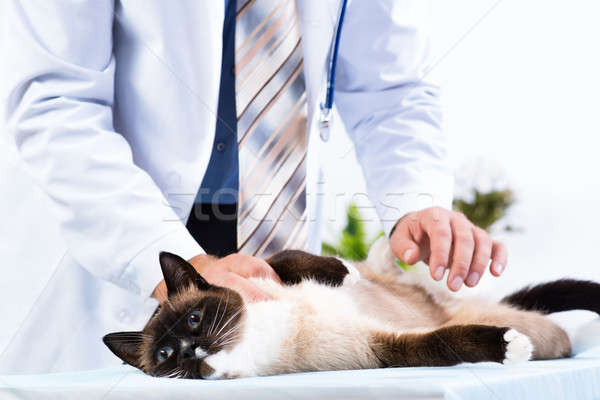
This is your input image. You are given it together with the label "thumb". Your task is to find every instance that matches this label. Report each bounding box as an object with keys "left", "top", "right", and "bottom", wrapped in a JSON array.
[{"left": 390, "top": 223, "right": 421, "bottom": 265}]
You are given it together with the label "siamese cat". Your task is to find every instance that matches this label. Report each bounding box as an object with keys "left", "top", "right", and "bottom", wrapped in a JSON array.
[{"left": 104, "top": 238, "right": 600, "bottom": 379}]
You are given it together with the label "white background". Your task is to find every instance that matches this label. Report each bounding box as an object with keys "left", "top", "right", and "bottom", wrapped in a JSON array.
[
  {"left": 2, "top": 1, "right": 600, "bottom": 298},
  {"left": 321, "top": 0, "right": 600, "bottom": 296}
]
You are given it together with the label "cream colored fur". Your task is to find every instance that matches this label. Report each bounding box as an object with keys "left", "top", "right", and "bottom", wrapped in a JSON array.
[{"left": 203, "top": 238, "right": 570, "bottom": 379}]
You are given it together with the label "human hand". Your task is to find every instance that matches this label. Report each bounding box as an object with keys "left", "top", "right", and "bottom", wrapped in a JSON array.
[
  {"left": 390, "top": 207, "right": 507, "bottom": 291},
  {"left": 152, "top": 253, "right": 282, "bottom": 303}
]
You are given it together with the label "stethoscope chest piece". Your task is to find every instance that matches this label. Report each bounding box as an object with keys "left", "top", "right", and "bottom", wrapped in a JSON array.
[{"left": 319, "top": 105, "right": 332, "bottom": 142}]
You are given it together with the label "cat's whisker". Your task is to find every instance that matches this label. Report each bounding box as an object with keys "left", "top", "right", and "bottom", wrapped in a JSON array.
[
  {"left": 215, "top": 323, "right": 240, "bottom": 342},
  {"left": 216, "top": 329, "right": 240, "bottom": 344},
  {"left": 213, "top": 324, "right": 241, "bottom": 346},
  {"left": 214, "top": 291, "right": 230, "bottom": 335},
  {"left": 208, "top": 295, "right": 223, "bottom": 336},
  {"left": 161, "top": 367, "right": 181, "bottom": 378},
  {"left": 217, "top": 341, "right": 238, "bottom": 349},
  {"left": 216, "top": 330, "right": 241, "bottom": 345},
  {"left": 214, "top": 307, "right": 242, "bottom": 337},
  {"left": 214, "top": 334, "right": 241, "bottom": 348},
  {"left": 213, "top": 333, "right": 237, "bottom": 347},
  {"left": 210, "top": 325, "right": 241, "bottom": 348},
  {"left": 173, "top": 368, "right": 186, "bottom": 379},
  {"left": 165, "top": 370, "right": 178, "bottom": 378}
]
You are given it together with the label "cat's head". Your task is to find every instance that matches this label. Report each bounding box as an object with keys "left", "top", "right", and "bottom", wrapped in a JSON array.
[{"left": 103, "top": 252, "right": 245, "bottom": 379}]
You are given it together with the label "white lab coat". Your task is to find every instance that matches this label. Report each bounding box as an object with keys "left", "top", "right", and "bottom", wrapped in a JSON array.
[{"left": 0, "top": 0, "right": 452, "bottom": 373}]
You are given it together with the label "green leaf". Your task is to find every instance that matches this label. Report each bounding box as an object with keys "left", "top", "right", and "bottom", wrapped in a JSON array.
[
  {"left": 453, "top": 189, "right": 515, "bottom": 231},
  {"left": 322, "top": 203, "right": 373, "bottom": 261}
]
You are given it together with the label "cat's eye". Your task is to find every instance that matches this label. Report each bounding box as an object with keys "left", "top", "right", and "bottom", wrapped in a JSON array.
[
  {"left": 156, "top": 346, "right": 174, "bottom": 362},
  {"left": 188, "top": 310, "right": 202, "bottom": 329}
]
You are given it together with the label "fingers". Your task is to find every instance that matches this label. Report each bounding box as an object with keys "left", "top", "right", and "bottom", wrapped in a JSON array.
[
  {"left": 222, "top": 273, "right": 273, "bottom": 303},
  {"left": 392, "top": 207, "right": 507, "bottom": 291},
  {"left": 490, "top": 240, "right": 508, "bottom": 276},
  {"left": 390, "top": 216, "right": 422, "bottom": 266},
  {"left": 446, "top": 213, "right": 475, "bottom": 291},
  {"left": 246, "top": 258, "right": 283, "bottom": 283},
  {"left": 227, "top": 255, "right": 283, "bottom": 283},
  {"left": 260, "top": 261, "right": 283, "bottom": 284},
  {"left": 464, "top": 227, "right": 492, "bottom": 287},
  {"left": 420, "top": 208, "right": 451, "bottom": 282}
]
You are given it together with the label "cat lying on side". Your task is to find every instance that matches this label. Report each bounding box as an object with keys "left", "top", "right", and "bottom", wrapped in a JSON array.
[{"left": 104, "top": 239, "right": 600, "bottom": 379}]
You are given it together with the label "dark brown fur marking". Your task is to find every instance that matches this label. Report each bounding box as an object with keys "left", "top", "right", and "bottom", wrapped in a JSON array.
[
  {"left": 370, "top": 325, "right": 511, "bottom": 367},
  {"left": 502, "top": 279, "right": 600, "bottom": 315},
  {"left": 266, "top": 250, "right": 349, "bottom": 286}
]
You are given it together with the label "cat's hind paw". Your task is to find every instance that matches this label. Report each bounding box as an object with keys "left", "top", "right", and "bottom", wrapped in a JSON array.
[{"left": 502, "top": 329, "right": 533, "bottom": 364}]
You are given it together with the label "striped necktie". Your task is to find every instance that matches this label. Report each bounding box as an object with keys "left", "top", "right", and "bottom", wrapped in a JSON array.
[{"left": 235, "top": 0, "right": 308, "bottom": 257}]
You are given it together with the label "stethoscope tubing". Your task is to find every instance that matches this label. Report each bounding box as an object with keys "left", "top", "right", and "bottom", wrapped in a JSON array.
[
  {"left": 319, "top": 0, "right": 348, "bottom": 141},
  {"left": 324, "top": 0, "right": 348, "bottom": 110}
]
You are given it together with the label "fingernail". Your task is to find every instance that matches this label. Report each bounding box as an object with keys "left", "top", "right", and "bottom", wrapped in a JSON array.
[
  {"left": 434, "top": 266, "right": 445, "bottom": 280},
  {"left": 466, "top": 272, "right": 480, "bottom": 286},
  {"left": 403, "top": 249, "right": 413, "bottom": 262},
  {"left": 493, "top": 263, "right": 504, "bottom": 275},
  {"left": 450, "top": 276, "right": 463, "bottom": 291}
]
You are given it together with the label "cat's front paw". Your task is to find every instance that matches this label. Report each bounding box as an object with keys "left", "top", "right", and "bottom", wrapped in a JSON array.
[
  {"left": 502, "top": 329, "right": 533, "bottom": 364},
  {"left": 338, "top": 258, "right": 361, "bottom": 286}
]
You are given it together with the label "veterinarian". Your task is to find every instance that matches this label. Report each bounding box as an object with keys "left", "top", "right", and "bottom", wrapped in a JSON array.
[{"left": 0, "top": 0, "right": 507, "bottom": 373}]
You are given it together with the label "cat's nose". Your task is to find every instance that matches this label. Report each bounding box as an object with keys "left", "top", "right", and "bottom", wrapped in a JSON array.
[{"left": 180, "top": 346, "right": 195, "bottom": 360}]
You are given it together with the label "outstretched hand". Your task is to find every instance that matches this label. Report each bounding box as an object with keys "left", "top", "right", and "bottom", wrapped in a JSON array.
[
  {"left": 152, "top": 253, "right": 282, "bottom": 303},
  {"left": 390, "top": 207, "right": 507, "bottom": 291}
]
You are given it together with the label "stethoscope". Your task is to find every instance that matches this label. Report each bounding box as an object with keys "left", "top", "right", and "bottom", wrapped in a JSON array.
[{"left": 319, "top": 0, "right": 348, "bottom": 142}]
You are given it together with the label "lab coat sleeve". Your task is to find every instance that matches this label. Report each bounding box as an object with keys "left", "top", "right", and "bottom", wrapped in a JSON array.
[
  {"left": 2, "top": 1, "right": 203, "bottom": 296},
  {"left": 334, "top": 0, "right": 454, "bottom": 236}
]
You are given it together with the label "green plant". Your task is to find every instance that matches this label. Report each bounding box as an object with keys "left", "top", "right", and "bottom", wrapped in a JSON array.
[
  {"left": 452, "top": 189, "right": 515, "bottom": 232},
  {"left": 321, "top": 204, "right": 410, "bottom": 269},
  {"left": 322, "top": 204, "right": 377, "bottom": 261}
]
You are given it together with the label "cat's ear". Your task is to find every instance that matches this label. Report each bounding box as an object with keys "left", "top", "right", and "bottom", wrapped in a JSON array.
[
  {"left": 103, "top": 331, "right": 145, "bottom": 369},
  {"left": 159, "top": 251, "right": 212, "bottom": 296}
]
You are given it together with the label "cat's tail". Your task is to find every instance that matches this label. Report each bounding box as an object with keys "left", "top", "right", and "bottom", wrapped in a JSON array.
[{"left": 501, "top": 279, "right": 600, "bottom": 315}]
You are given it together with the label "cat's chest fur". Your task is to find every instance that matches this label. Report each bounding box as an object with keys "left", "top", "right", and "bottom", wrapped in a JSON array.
[
  {"left": 203, "top": 274, "right": 446, "bottom": 379},
  {"left": 202, "top": 278, "right": 373, "bottom": 378}
]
